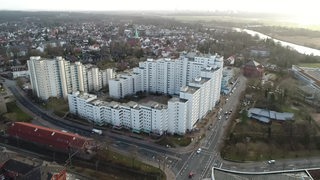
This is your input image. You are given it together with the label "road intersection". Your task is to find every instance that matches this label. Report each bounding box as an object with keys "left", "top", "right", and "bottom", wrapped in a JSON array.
[{"left": 3, "top": 75, "right": 320, "bottom": 180}]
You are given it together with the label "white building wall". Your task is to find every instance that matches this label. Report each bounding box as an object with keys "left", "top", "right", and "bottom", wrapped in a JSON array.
[
  {"left": 103, "top": 107, "right": 112, "bottom": 124},
  {"left": 133, "top": 73, "right": 142, "bottom": 93},
  {"left": 141, "top": 106, "right": 152, "bottom": 133},
  {"left": 168, "top": 98, "right": 188, "bottom": 134},
  {"left": 90, "top": 102, "right": 104, "bottom": 125},
  {"left": 131, "top": 108, "right": 142, "bottom": 132},
  {"left": 28, "top": 56, "right": 95, "bottom": 100},
  {"left": 69, "top": 54, "right": 223, "bottom": 135},
  {"left": 187, "top": 62, "right": 203, "bottom": 85},
  {"left": 120, "top": 105, "right": 132, "bottom": 129},
  {"left": 68, "top": 92, "right": 79, "bottom": 114},
  {"left": 189, "top": 79, "right": 211, "bottom": 119},
  {"left": 177, "top": 102, "right": 188, "bottom": 134},
  {"left": 67, "top": 91, "right": 97, "bottom": 119},
  {"left": 109, "top": 79, "right": 122, "bottom": 99},
  {"left": 151, "top": 107, "right": 167, "bottom": 135},
  {"left": 148, "top": 61, "right": 157, "bottom": 92},
  {"left": 101, "top": 68, "right": 114, "bottom": 87},
  {"left": 111, "top": 108, "right": 122, "bottom": 127},
  {"left": 12, "top": 70, "right": 29, "bottom": 79},
  {"left": 180, "top": 87, "right": 200, "bottom": 130},
  {"left": 167, "top": 61, "right": 176, "bottom": 95},
  {"left": 86, "top": 67, "right": 101, "bottom": 92}
]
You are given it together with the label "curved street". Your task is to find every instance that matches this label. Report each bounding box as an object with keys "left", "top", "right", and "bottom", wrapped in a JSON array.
[{"left": 3, "top": 75, "right": 320, "bottom": 180}]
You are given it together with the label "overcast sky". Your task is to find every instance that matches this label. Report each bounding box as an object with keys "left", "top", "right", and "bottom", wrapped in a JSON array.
[
  {"left": 0, "top": 0, "right": 319, "bottom": 23},
  {"left": 0, "top": 0, "right": 316, "bottom": 12}
]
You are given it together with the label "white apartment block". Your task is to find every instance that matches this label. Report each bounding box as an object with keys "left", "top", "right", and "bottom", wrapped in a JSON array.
[
  {"left": 180, "top": 86, "right": 201, "bottom": 130},
  {"left": 167, "top": 97, "right": 188, "bottom": 134},
  {"left": 27, "top": 56, "right": 114, "bottom": 100},
  {"left": 28, "top": 56, "right": 70, "bottom": 100},
  {"left": 109, "top": 73, "right": 141, "bottom": 98},
  {"left": 110, "top": 54, "right": 223, "bottom": 99},
  {"left": 86, "top": 66, "right": 101, "bottom": 92},
  {"left": 69, "top": 54, "right": 223, "bottom": 134},
  {"left": 68, "top": 91, "right": 168, "bottom": 135}
]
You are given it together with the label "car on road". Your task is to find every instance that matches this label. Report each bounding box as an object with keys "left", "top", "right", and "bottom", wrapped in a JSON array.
[
  {"left": 218, "top": 115, "right": 221, "bottom": 120},
  {"left": 196, "top": 148, "right": 201, "bottom": 154},
  {"left": 268, "top": 160, "right": 275, "bottom": 164}
]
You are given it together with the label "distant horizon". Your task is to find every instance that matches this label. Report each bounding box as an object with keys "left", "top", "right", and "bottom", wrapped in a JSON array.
[
  {"left": 0, "top": 0, "right": 316, "bottom": 14},
  {"left": 0, "top": 9, "right": 292, "bottom": 15},
  {"left": 0, "top": 0, "right": 319, "bottom": 25}
]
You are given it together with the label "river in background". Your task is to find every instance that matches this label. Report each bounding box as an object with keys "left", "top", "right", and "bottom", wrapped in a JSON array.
[{"left": 234, "top": 28, "right": 320, "bottom": 56}]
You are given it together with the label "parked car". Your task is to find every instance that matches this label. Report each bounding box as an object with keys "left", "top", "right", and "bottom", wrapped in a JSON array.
[{"left": 196, "top": 148, "right": 202, "bottom": 154}]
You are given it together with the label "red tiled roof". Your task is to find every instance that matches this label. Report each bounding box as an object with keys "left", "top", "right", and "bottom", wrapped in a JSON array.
[{"left": 7, "top": 122, "right": 93, "bottom": 151}]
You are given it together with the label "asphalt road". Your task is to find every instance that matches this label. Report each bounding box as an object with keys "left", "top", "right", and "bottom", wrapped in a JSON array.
[
  {"left": 4, "top": 75, "right": 320, "bottom": 180},
  {"left": 175, "top": 75, "right": 247, "bottom": 180},
  {"left": 2, "top": 75, "right": 250, "bottom": 180},
  {"left": 2, "top": 78, "right": 183, "bottom": 176}
]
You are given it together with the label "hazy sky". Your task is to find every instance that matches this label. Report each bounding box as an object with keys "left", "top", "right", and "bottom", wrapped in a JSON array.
[
  {"left": 0, "top": 0, "right": 319, "bottom": 23},
  {"left": 0, "top": 0, "right": 316, "bottom": 12}
]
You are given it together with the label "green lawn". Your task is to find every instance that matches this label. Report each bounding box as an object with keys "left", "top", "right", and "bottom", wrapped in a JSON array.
[
  {"left": 45, "top": 97, "right": 69, "bottom": 117},
  {"left": 98, "top": 150, "right": 165, "bottom": 178},
  {"left": 298, "top": 63, "right": 320, "bottom": 68},
  {"left": 156, "top": 136, "right": 192, "bottom": 147},
  {"left": 4, "top": 102, "right": 32, "bottom": 122}
]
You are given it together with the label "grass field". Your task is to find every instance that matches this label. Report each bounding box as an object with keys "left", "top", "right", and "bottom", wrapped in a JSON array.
[
  {"left": 269, "top": 35, "right": 320, "bottom": 50},
  {"left": 156, "top": 136, "right": 191, "bottom": 147},
  {"left": 165, "top": 14, "right": 320, "bottom": 50},
  {"left": 221, "top": 73, "right": 320, "bottom": 162},
  {"left": 165, "top": 14, "right": 320, "bottom": 30},
  {"left": 44, "top": 98, "right": 69, "bottom": 117},
  {"left": 221, "top": 118, "right": 320, "bottom": 162},
  {"left": 97, "top": 150, "right": 165, "bottom": 179},
  {"left": 298, "top": 63, "right": 320, "bottom": 68},
  {"left": 3, "top": 102, "right": 32, "bottom": 122}
]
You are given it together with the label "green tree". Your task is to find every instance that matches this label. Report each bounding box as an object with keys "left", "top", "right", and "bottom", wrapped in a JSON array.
[{"left": 241, "top": 110, "right": 248, "bottom": 124}]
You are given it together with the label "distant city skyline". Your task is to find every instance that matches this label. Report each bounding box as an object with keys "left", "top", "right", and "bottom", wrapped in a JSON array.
[{"left": 0, "top": 0, "right": 319, "bottom": 24}]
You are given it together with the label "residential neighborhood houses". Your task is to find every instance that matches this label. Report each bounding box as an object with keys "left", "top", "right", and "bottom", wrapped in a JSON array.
[
  {"left": 1, "top": 11, "right": 320, "bottom": 180},
  {"left": 0, "top": 13, "right": 225, "bottom": 71}
]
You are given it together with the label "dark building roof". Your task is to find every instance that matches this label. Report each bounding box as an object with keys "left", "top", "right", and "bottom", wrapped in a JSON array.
[
  {"left": 245, "top": 60, "right": 262, "bottom": 67},
  {"left": 1, "top": 159, "right": 35, "bottom": 176},
  {"left": 243, "top": 60, "right": 264, "bottom": 78},
  {"left": 0, "top": 158, "right": 63, "bottom": 180},
  {"left": 7, "top": 122, "right": 95, "bottom": 153}
]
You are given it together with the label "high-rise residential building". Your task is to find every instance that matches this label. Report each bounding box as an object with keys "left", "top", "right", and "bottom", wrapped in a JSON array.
[
  {"left": 69, "top": 61, "right": 87, "bottom": 93},
  {"left": 28, "top": 56, "right": 71, "bottom": 100},
  {"left": 167, "top": 97, "right": 188, "bottom": 134},
  {"left": 86, "top": 65, "right": 101, "bottom": 92},
  {"left": 68, "top": 53, "right": 223, "bottom": 134},
  {"left": 27, "top": 56, "right": 114, "bottom": 100},
  {"left": 110, "top": 54, "right": 223, "bottom": 99}
]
